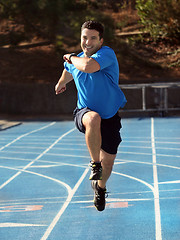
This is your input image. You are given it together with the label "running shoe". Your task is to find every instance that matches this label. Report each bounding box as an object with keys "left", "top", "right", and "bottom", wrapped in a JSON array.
[
  {"left": 89, "top": 161, "right": 102, "bottom": 180},
  {"left": 91, "top": 180, "right": 107, "bottom": 211}
]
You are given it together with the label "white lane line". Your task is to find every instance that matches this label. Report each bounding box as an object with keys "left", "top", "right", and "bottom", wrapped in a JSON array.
[
  {"left": 2, "top": 146, "right": 46, "bottom": 150},
  {"left": 8, "top": 144, "right": 180, "bottom": 151},
  {"left": 1, "top": 149, "right": 179, "bottom": 159},
  {"left": 0, "top": 156, "right": 35, "bottom": 162},
  {"left": 122, "top": 137, "right": 180, "bottom": 140},
  {"left": 0, "top": 149, "right": 88, "bottom": 155},
  {"left": 151, "top": 118, "right": 162, "bottom": 240},
  {"left": 112, "top": 171, "right": 154, "bottom": 192},
  {"left": 0, "top": 122, "right": 56, "bottom": 151},
  {"left": 0, "top": 165, "right": 73, "bottom": 192},
  {"left": 158, "top": 180, "right": 180, "bottom": 185},
  {"left": 0, "top": 161, "right": 87, "bottom": 174},
  {"left": 120, "top": 145, "right": 180, "bottom": 151},
  {"left": 0, "top": 150, "right": 43, "bottom": 155},
  {"left": 1, "top": 194, "right": 180, "bottom": 207},
  {"left": 115, "top": 159, "right": 180, "bottom": 170},
  {"left": 40, "top": 168, "right": 89, "bottom": 240},
  {"left": 2, "top": 146, "right": 87, "bottom": 151},
  {"left": 72, "top": 198, "right": 154, "bottom": 204},
  {"left": 0, "top": 170, "right": 22, "bottom": 190},
  {"left": 0, "top": 164, "right": 72, "bottom": 202},
  {"left": 0, "top": 127, "right": 76, "bottom": 190},
  {"left": 118, "top": 150, "right": 180, "bottom": 158},
  {"left": 46, "top": 153, "right": 89, "bottom": 158},
  {"left": 1, "top": 155, "right": 179, "bottom": 171},
  {"left": 0, "top": 223, "right": 47, "bottom": 228},
  {"left": 122, "top": 140, "right": 180, "bottom": 144}
]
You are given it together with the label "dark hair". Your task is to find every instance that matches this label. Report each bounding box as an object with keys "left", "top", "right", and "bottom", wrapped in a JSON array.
[{"left": 81, "top": 20, "right": 104, "bottom": 39}]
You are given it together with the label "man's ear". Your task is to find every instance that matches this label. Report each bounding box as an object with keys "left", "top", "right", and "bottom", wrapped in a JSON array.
[{"left": 100, "top": 38, "right": 104, "bottom": 45}]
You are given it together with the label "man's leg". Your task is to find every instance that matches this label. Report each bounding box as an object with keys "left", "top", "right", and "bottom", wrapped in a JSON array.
[
  {"left": 98, "top": 149, "right": 116, "bottom": 189},
  {"left": 82, "top": 111, "right": 103, "bottom": 181},
  {"left": 91, "top": 150, "right": 116, "bottom": 211},
  {"left": 82, "top": 111, "right": 101, "bottom": 163},
  {"left": 87, "top": 112, "right": 121, "bottom": 211}
]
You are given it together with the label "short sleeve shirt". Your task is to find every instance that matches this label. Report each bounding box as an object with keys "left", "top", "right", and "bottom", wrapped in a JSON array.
[{"left": 64, "top": 46, "right": 127, "bottom": 119}]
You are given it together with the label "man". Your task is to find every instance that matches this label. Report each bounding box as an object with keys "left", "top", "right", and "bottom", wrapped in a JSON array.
[{"left": 55, "top": 20, "right": 126, "bottom": 211}]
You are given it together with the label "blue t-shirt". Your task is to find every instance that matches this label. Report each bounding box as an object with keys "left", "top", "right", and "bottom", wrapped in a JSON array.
[{"left": 64, "top": 46, "right": 127, "bottom": 119}]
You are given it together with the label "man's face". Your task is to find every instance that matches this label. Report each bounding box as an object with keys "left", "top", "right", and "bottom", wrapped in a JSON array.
[{"left": 81, "top": 28, "right": 103, "bottom": 57}]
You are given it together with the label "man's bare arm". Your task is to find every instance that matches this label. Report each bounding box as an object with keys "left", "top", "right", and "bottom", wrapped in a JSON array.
[
  {"left": 55, "top": 69, "right": 73, "bottom": 95},
  {"left": 63, "top": 54, "right": 100, "bottom": 73}
]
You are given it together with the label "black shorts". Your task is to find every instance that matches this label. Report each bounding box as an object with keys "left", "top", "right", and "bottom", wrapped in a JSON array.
[{"left": 73, "top": 107, "right": 122, "bottom": 154}]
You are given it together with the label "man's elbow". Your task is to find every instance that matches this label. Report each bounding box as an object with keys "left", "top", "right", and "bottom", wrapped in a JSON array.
[
  {"left": 82, "top": 65, "right": 94, "bottom": 73},
  {"left": 82, "top": 60, "right": 100, "bottom": 73}
]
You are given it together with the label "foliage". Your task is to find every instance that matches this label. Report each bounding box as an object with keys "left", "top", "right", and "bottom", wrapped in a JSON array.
[
  {"left": 136, "top": 0, "right": 180, "bottom": 41},
  {"left": 0, "top": 0, "right": 116, "bottom": 47}
]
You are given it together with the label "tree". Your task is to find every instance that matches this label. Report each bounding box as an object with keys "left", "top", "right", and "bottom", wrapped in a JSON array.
[
  {"left": 136, "top": 0, "right": 180, "bottom": 41},
  {"left": 0, "top": 0, "right": 115, "bottom": 47}
]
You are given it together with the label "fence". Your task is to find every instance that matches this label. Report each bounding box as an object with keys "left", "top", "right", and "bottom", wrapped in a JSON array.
[
  {"left": 119, "top": 82, "right": 180, "bottom": 116},
  {"left": 0, "top": 81, "right": 180, "bottom": 118}
]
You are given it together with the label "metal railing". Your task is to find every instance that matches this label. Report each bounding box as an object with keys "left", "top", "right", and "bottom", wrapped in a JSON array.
[{"left": 119, "top": 82, "right": 180, "bottom": 113}]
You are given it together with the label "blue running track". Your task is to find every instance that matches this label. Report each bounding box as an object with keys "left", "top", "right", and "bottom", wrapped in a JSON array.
[{"left": 0, "top": 118, "right": 179, "bottom": 240}]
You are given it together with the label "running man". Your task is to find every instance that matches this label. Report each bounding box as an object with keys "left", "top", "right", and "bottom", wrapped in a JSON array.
[{"left": 55, "top": 20, "right": 127, "bottom": 211}]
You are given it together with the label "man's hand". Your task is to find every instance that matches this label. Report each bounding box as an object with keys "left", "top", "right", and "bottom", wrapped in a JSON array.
[
  {"left": 55, "top": 69, "right": 73, "bottom": 95},
  {"left": 63, "top": 54, "right": 72, "bottom": 64},
  {"left": 55, "top": 83, "right": 66, "bottom": 95}
]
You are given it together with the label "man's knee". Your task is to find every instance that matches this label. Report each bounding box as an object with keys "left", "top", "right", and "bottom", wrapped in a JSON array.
[{"left": 82, "top": 111, "right": 101, "bottom": 129}]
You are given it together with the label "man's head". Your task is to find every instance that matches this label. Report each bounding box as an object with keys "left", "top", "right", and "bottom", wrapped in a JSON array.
[
  {"left": 81, "top": 20, "right": 104, "bottom": 57},
  {"left": 81, "top": 20, "right": 104, "bottom": 39}
]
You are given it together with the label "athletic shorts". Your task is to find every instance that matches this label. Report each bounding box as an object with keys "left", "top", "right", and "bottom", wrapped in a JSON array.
[{"left": 73, "top": 107, "right": 122, "bottom": 154}]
